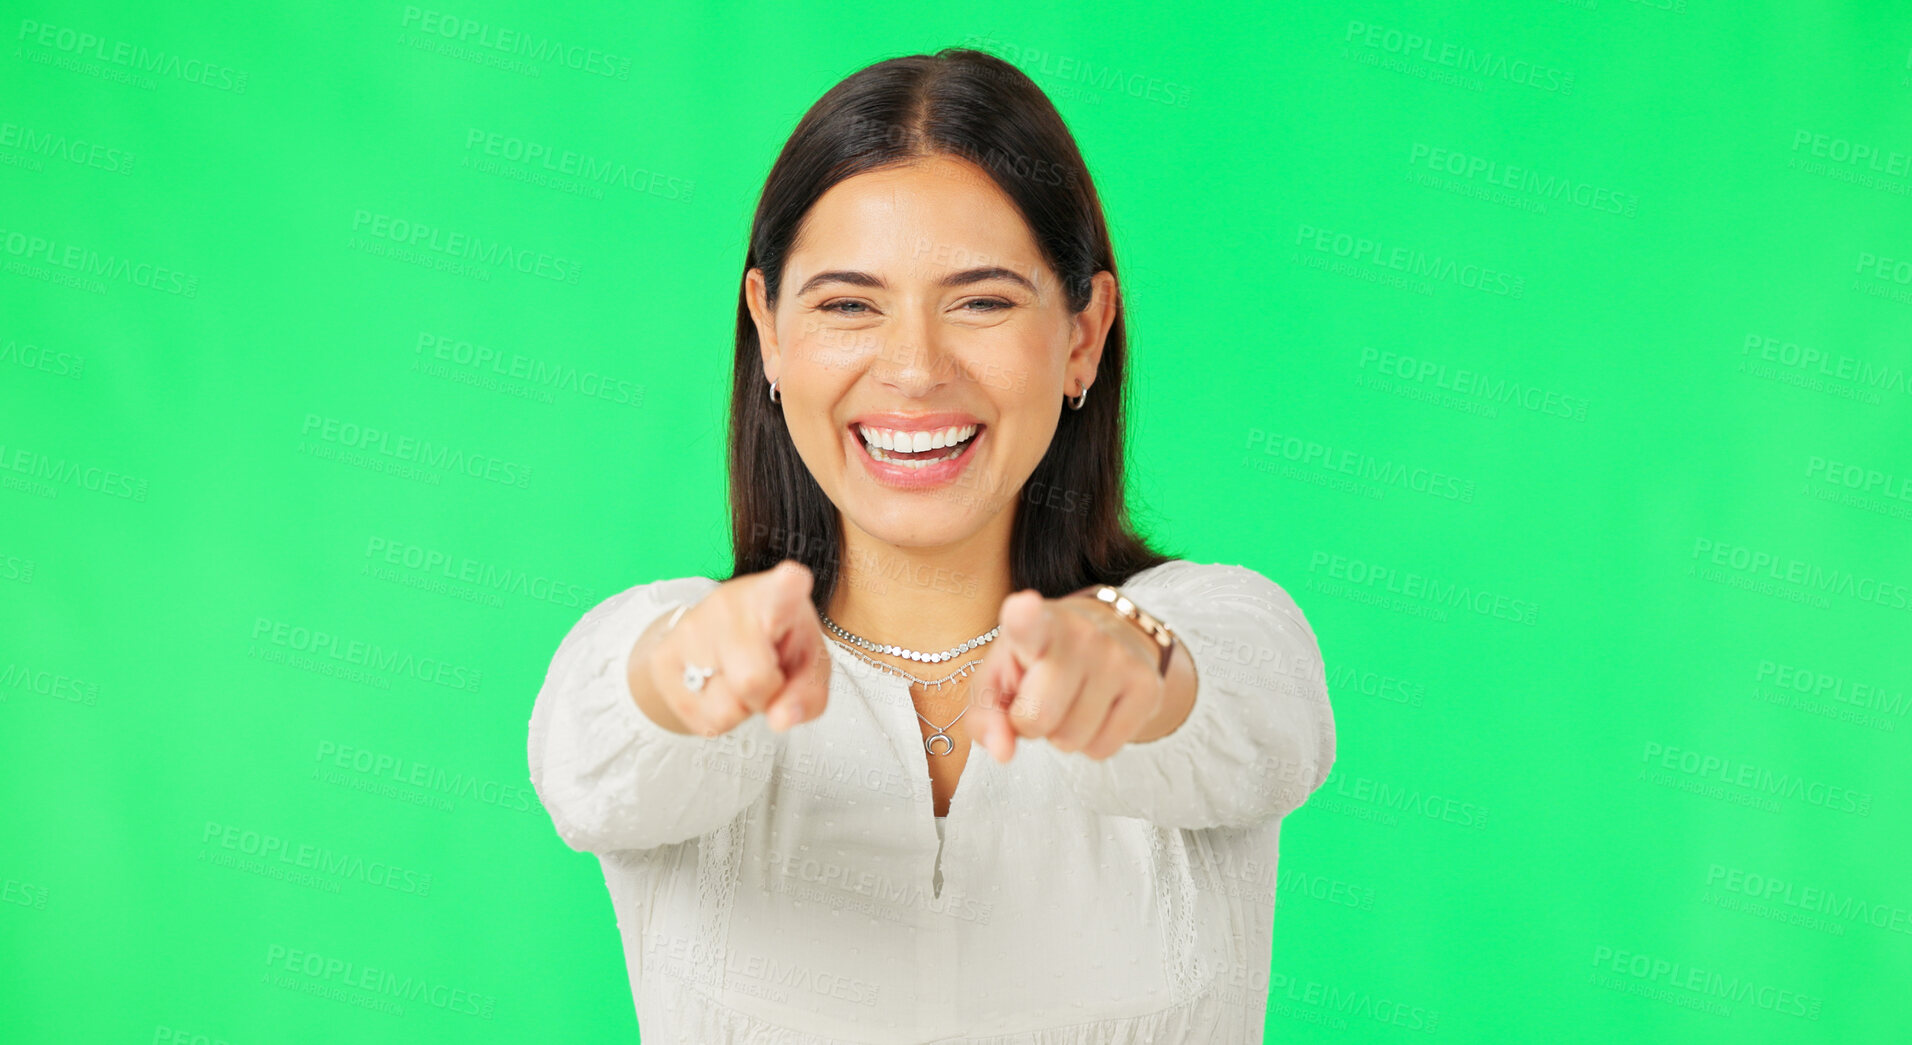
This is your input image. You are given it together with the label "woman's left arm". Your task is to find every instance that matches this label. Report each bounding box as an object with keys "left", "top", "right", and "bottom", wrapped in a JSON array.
[{"left": 1033, "top": 561, "right": 1336, "bottom": 830}]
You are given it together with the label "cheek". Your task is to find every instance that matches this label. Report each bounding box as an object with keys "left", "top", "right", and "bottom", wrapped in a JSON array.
[
  {"left": 776, "top": 373, "right": 848, "bottom": 462},
  {"left": 990, "top": 404, "right": 1062, "bottom": 482},
  {"left": 1006, "top": 330, "right": 1065, "bottom": 399},
  {"left": 795, "top": 407, "right": 846, "bottom": 462},
  {"left": 798, "top": 323, "right": 876, "bottom": 370},
  {"left": 956, "top": 334, "right": 1046, "bottom": 400}
]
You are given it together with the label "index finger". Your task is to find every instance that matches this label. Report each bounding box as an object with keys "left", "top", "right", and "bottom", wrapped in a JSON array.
[
  {"left": 754, "top": 561, "right": 815, "bottom": 649},
  {"left": 970, "top": 636, "right": 1022, "bottom": 762}
]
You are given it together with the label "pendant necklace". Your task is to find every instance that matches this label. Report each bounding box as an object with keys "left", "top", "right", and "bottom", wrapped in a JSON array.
[{"left": 826, "top": 635, "right": 981, "bottom": 757}]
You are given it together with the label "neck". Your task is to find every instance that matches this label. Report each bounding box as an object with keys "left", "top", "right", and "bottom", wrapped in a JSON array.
[{"left": 824, "top": 512, "right": 1015, "bottom": 656}]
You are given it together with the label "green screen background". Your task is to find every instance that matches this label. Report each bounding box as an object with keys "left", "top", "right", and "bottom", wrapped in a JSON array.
[{"left": 4, "top": 1, "right": 1906, "bottom": 1042}]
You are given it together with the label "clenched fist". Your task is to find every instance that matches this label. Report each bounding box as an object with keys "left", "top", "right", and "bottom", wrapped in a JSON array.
[
  {"left": 626, "top": 560, "right": 832, "bottom": 738},
  {"left": 967, "top": 588, "right": 1192, "bottom": 762}
]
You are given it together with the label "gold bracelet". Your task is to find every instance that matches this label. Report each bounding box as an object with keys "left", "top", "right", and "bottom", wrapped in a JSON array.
[{"left": 1091, "top": 585, "right": 1175, "bottom": 677}]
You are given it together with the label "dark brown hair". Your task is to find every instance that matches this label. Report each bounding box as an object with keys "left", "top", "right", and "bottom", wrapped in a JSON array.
[{"left": 727, "top": 47, "right": 1175, "bottom": 609}]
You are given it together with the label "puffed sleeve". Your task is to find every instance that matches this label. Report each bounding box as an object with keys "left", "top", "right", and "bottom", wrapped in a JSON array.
[
  {"left": 527, "top": 575, "right": 782, "bottom": 854},
  {"left": 1041, "top": 560, "right": 1336, "bottom": 831}
]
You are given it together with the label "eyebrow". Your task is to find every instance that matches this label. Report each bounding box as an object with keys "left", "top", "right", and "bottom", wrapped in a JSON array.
[{"left": 795, "top": 266, "right": 1040, "bottom": 297}]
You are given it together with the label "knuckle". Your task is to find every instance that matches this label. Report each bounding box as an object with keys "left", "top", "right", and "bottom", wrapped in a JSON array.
[
  {"left": 671, "top": 701, "right": 708, "bottom": 735},
  {"left": 708, "top": 701, "right": 749, "bottom": 735},
  {"left": 733, "top": 664, "right": 781, "bottom": 697}
]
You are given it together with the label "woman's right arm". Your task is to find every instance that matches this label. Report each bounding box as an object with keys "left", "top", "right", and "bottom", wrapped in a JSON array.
[{"left": 526, "top": 576, "right": 781, "bottom": 854}]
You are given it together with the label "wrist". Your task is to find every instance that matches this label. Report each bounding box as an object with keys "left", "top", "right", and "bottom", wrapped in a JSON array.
[
  {"left": 1082, "top": 585, "right": 1175, "bottom": 677},
  {"left": 627, "top": 606, "right": 696, "bottom": 735},
  {"left": 1064, "top": 586, "right": 1195, "bottom": 744},
  {"left": 1131, "top": 637, "right": 1194, "bottom": 743}
]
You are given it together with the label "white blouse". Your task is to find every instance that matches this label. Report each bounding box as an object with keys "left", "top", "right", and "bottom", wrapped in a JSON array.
[{"left": 527, "top": 559, "right": 1335, "bottom": 1043}]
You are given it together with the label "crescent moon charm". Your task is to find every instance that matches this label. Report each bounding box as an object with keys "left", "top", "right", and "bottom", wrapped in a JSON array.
[{"left": 924, "top": 732, "right": 954, "bottom": 756}]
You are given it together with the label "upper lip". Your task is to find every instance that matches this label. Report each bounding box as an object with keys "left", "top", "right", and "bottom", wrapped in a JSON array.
[{"left": 847, "top": 411, "right": 986, "bottom": 432}]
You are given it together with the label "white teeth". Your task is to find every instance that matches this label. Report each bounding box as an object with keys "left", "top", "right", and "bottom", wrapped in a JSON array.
[
  {"left": 866, "top": 443, "right": 967, "bottom": 468},
  {"left": 856, "top": 423, "right": 982, "bottom": 470},
  {"left": 856, "top": 423, "right": 977, "bottom": 452}
]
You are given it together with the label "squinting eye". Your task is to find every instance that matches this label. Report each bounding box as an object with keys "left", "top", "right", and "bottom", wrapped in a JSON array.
[
  {"left": 963, "top": 299, "right": 1012, "bottom": 312},
  {"left": 820, "top": 300, "right": 870, "bottom": 315}
]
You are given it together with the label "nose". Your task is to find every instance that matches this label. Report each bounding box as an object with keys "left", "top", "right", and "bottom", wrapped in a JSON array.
[{"left": 874, "top": 311, "right": 959, "bottom": 397}]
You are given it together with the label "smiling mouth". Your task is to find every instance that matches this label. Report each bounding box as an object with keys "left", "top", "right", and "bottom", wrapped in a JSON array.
[{"left": 852, "top": 424, "right": 985, "bottom": 470}]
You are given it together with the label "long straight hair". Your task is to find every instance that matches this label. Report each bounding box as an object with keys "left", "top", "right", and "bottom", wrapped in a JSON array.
[{"left": 727, "top": 47, "right": 1174, "bottom": 610}]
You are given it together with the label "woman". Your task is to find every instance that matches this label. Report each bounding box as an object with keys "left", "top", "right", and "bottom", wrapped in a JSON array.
[{"left": 527, "top": 47, "right": 1336, "bottom": 1044}]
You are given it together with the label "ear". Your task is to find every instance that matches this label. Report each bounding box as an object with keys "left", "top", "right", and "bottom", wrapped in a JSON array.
[
  {"left": 746, "top": 268, "right": 781, "bottom": 381},
  {"left": 1065, "top": 271, "right": 1118, "bottom": 394}
]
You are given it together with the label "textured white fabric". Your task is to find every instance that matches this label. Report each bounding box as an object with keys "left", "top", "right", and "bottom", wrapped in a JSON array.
[{"left": 527, "top": 559, "right": 1335, "bottom": 1043}]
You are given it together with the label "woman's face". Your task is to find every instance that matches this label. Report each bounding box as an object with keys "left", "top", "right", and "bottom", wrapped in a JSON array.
[{"left": 746, "top": 153, "right": 1116, "bottom": 552}]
